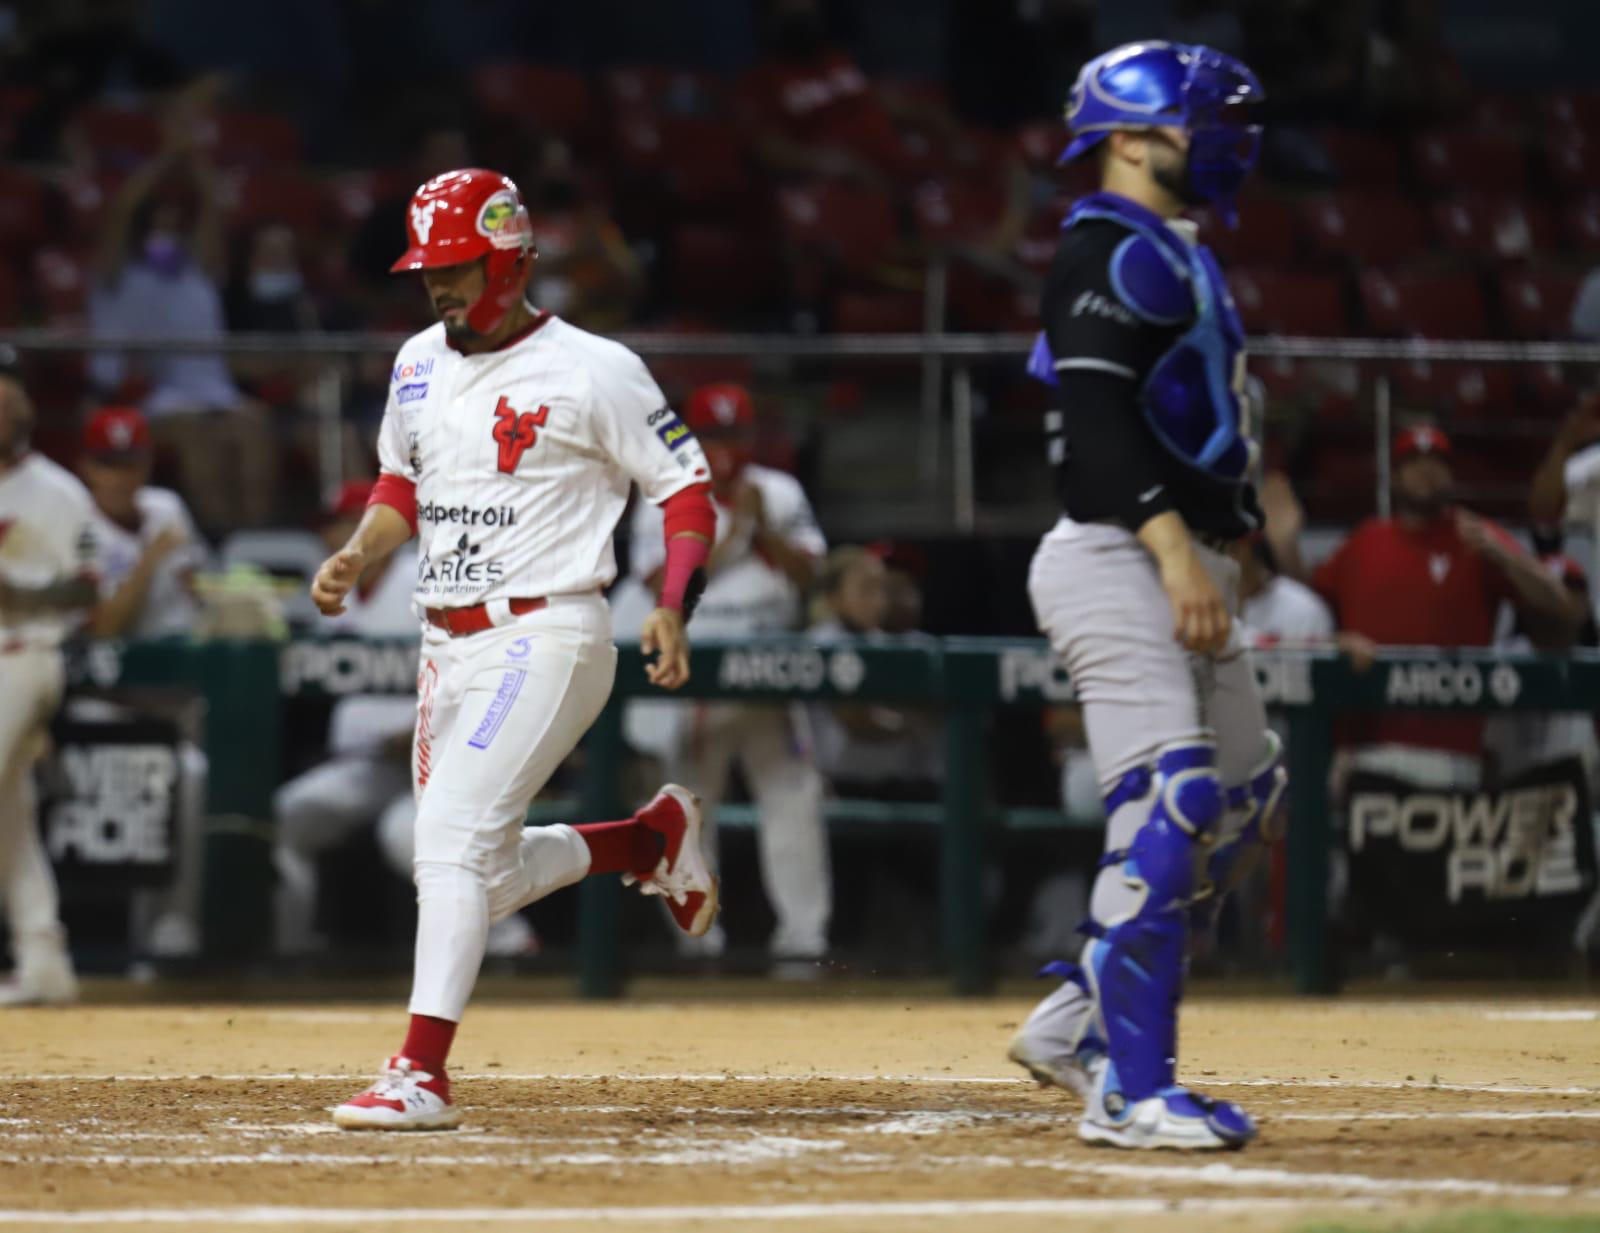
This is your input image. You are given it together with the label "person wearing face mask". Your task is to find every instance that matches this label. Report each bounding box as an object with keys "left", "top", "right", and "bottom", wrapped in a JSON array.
[
  {"left": 1312, "top": 425, "right": 1579, "bottom": 790},
  {"left": 227, "top": 223, "right": 318, "bottom": 335},
  {"left": 88, "top": 126, "right": 273, "bottom": 535}
]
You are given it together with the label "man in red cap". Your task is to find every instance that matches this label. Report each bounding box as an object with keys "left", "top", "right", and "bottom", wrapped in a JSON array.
[
  {"left": 75, "top": 405, "right": 208, "bottom": 956},
  {"left": 1312, "top": 423, "right": 1579, "bottom": 785},
  {"left": 310, "top": 168, "right": 720, "bottom": 1129},
  {"left": 627, "top": 381, "right": 829, "bottom": 968},
  {"left": 78, "top": 407, "right": 203, "bottom": 641}
]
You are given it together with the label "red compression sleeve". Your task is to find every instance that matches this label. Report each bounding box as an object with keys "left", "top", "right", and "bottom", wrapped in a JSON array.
[
  {"left": 659, "top": 484, "right": 715, "bottom": 613},
  {"left": 369, "top": 472, "right": 418, "bottom": 535}
]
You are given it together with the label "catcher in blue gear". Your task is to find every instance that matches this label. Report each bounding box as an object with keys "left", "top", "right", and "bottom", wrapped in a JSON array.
[{"left": 1007, "top": 41, "right": 1287, "bottom": 1151}]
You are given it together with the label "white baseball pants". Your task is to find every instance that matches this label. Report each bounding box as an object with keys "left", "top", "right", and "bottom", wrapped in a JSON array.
[
  {"left": 671, "top": 702, "right": 829, "bottom": 958},
  {"left": 407, "top": 594, "right": 616, "bottom": 1021},
  {"left": 0, "top": 648, "right": 71, "bottom": 978}
]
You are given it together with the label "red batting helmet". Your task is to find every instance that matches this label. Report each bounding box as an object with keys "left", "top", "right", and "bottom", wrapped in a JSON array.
[{"left": 390, "top": 168, "right": 536, "bottom": 336}]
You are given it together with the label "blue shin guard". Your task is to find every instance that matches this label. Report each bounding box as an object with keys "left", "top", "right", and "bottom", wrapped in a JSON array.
[{"left": 1083, "top": 742, "right": 1222, "bottom": 1107}]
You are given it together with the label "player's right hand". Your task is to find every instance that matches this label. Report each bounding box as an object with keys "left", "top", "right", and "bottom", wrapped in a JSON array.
[
  {"left": 310, "top": 547, "right": 365, "bottom": 616},
  {"left": 1160, "top": 554, "right": 1231, "bottom": 655},
  {"left": 641, "top": 606, "right": 690, "bottom": 690}
]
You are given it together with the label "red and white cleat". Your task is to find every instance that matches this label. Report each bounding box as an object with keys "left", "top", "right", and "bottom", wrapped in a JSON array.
[
  {"left": 626, "top": 784, "right": 720, "bottom": 937},
  {"left": 333, "top": 1055, "right": 461, "bottom": 1131}
]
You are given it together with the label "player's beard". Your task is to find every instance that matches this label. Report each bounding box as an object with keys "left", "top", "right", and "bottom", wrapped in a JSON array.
[{"left": 1150, "top": 145, "right": 1207, "bottom": 209}]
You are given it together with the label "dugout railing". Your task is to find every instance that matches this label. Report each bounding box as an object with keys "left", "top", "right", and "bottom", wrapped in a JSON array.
[
  {"left": 7, "top": 329, "right": 1600, "bottom": 534},
  {"left": 84, "top": 635, "right": 1600, "bottom": 997}
]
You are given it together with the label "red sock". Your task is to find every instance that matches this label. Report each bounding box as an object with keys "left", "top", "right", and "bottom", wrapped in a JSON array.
[
  {"left": 575, "top": 819, "right": 664, "bottom": 876},
  {"left": 401, "top": 1014, "right": 457, "bottom": 1075}
]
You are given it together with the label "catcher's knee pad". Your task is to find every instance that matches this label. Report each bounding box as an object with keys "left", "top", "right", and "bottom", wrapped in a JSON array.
[
  {"left": 1201, "top": 732, "right": 1287, "bottom": 907},
  {"left": 1084, "top": 742, "right": 1221, "bottom": 1104}
]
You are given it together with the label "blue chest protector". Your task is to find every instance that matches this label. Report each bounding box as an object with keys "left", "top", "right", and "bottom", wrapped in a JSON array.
[{"left": 1028, "top": 192, "right": 1253, "bottom": 485}]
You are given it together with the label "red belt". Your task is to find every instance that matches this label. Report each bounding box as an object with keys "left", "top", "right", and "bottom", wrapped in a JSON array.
[{"left": 424, "top": 596, "right": 547, "bottom": 638}]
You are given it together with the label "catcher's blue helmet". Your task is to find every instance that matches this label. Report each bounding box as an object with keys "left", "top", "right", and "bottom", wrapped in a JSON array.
[{"left": 1061, "top": 41, "right": 1264, "bottom": 222}]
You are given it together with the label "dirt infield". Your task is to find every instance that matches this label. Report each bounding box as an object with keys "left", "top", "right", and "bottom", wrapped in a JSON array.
[{"left": 0, "top": 987, "right": 1597, "bottom": 1232}]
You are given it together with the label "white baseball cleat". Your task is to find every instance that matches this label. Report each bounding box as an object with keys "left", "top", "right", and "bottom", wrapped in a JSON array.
[
  {"left": 626, "top": 784, "right": 719, "bottom": 937},
  {"left": 1079, "top": 1069, "right": 1256, "bottom": 1151},
  {"left": 333, "top": 1055, "right": 462, "bottom": 1131},
  {"left": 1006, "top": 1034, "right": 1102, "bottom": 1102},
  {"left": 0, "top": 943, "right": 79, "bottom": 1008}
]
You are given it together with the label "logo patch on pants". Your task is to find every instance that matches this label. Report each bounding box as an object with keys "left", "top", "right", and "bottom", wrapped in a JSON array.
[{"left": 468, "top": 669, "right": 526, "bottom": 750}]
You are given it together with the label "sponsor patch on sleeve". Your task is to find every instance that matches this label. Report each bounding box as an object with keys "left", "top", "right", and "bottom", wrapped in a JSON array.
[
  {"left": 655, "top": 415, "right": 693, "bottom": 451},
  {"left": 397, "top": 382, "right": 429, "bottom": 405}
]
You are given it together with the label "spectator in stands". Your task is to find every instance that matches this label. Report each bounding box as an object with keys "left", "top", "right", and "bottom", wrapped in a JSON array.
[
  {"left": 1485, "top": 553, "right": 1600, "bottom": 795},
  {"left": 87, "top": 126, "right": 273, "bottom": 534},
  {"left": 628, "top": 382, "right": 830, "bottom": 967},
  {"left": 73, "top": 406, "right": 208, "bottom": 956},
  {"left": 1530, "top": 395, "right": 1600, "bottom": 625},
  {"left": 1312, "top": 425, "right": 1579, "bottom": 788},
  {"left": 811, "top": 546, "right": 942, "bottom": 800},
  {"left": 739, "top": 0, "right": 906, "bottom": 189},
  {"left": 268, "top": 481, "right": 454, "bottom": 955},
  {"left": 1235, "top": 534, "right": 1335, "bottom": 650},
  {"left": 523, "top": 141, "right": 644, "bottom": 333}
]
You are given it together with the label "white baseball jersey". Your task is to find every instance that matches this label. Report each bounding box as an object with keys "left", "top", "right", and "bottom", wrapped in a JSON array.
[
  {"left": 1564, "top": 442, "right": 1600, "bottom": 623},
  {"left": 376, "top": 314, "right": 711, "bottom": 609},
  {"left": 629, "top": 463, "right": 825, "bottom": 638},
  {"left": 0, "top": 453, "right": 98, "bottom": 649},
  {"left": 90, "top": 486, "right": 205, "bottom": 639},
  {"left": 1239, "top": 574, "right": 1335, "bottom": 648}
]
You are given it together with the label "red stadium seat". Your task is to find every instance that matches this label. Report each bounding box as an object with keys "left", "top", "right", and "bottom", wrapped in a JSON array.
[
  {"left": 221, "top": 170, "right": 327, "bottom": 233},
  {"left": 1468, "top": 92, "right": 1528, "bottom": 131},
  {"left": 68, "top": 105, "right": 161, "bottom": 169},
  {"left": 911, "top": 180, "right": 1007, "bottom": 246},
  {"left": 602, "top": 66, "right": 724, "bottom": 117},
  {"left": 1302, "top": 193, "right": 1430, "bottom": 266},
  {"left": 1197, "top": 195, "right": 1299, "bottom": 267},
  {"left": 1523, "top": 361, "right": 1579, "bottom": 413},
  {"left": 1359, "top": 270, "right": 1488, "bottom": 338},
  {"left": 1541, "top": 92, "right": 1600, "bottom": 134},
  {"left": 1562, "top": 194, "right": 1600, "bottom": 254},
  {"left": 1545, "top": 133, "right": 1600, "bottom": 191},
  {"left": 831, "top": 289, "right": 923, "bottom": 333},
  {"left": 471, "top": 64, "right": 592, "bottom": 140},
  {"left": 1388, "top": 360, "right": 1516, "bottom": 420},
  {"left": 0, "top": 262, "right": 20, "bottom": 325},
  {"left": 1412, "top": 129, "right": 1528, "bottom": 193},
  {"left": 34, "top": 248, "right": 88, "bottom": 321},
  {"left": 1431, "top": 195, "right": 1556, "bottom": 262},
  {"left": 1014, "top": 120, "right": 1064, "bottom": 172},
  {"left": 667, "top": 224, "right": 776, "bottom": 312},
  {"left": 1228, "top": 268, "right": 1348, "bottom": 335},
  {"left": 1313, "top": 130, "right": 1403, "bottom": 186},
  {"left": 614, "top": 114, "right": 747, "bottom": 209},
  {"left": 777, "top": 182, "right": 897, "bottom": 277},
  {"left": 201, "top": 111, "right": 303, "bottom": 168},
  {"left": 1498, "top": 269, "right": 1581, "bottom": 339},
  {"left": 0, "top": 167, "right": 47, "bottom": 255}
]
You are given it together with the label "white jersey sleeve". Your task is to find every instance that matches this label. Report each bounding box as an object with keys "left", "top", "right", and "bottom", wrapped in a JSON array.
[
  {"left": 376, "top": 380, "right": 419, "bottom": 483},
  {"left": 589, "top": 351, "right": 710, "bottom": 505},
  {"left": 754, "top": 467, "right": 827, "bottom": 559},
  {"left": 1565, "top": 442, "right": 1600, "bottom": 523},
  {"left": 627, "top": 492, "right": 667, "bottom": 583}
]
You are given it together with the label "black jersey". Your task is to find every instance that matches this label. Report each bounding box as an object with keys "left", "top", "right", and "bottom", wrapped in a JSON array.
[{"left": 1040, "top": 218, "right": 1260, "bottom": 540}]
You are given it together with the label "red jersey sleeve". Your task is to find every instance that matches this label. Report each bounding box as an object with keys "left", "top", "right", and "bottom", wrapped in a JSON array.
[
  {"left": 1312, "top": 535, "right": 1349, "bottom": 618},
  {"left": 1479, "top": 516, "right": 1525, "bottom": 606}
]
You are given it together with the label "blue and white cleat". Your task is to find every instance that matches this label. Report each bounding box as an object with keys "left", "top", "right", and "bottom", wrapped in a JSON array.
[{"left": 1080, "top": 1070, "right": 1256, "bottom": 1151}]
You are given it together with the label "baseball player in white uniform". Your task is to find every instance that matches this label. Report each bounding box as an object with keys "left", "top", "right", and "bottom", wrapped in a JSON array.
[
  {"left": 274, "top": 480, "right": 420, "bottom": 954},
  {"left": 312, "top": 169, "right": 720, "bottom": 1130},
  {"left": 0, "top": 362, "right": 100, "bottom": 1006},
  {"left": 76, "top": 405, "right": 209, "bottom": 956},
  {"left": 628, "top": 382, "right": 830, "bottom": 962}
]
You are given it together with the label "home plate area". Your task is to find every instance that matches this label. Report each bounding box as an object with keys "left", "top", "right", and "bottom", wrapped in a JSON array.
[{"left": 0, "top": 997, "right": 1597, "bottom": 1232}]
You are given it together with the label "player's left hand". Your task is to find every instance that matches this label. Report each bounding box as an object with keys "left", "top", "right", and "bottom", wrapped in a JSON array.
[{"left": 641, "top": 606, "right": 690, "bottom": 690}]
